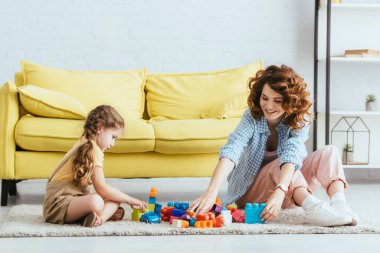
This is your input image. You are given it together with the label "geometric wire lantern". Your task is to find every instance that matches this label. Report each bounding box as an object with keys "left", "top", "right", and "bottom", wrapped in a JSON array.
[{"left": 331, "top": 116, "right": 370, "bottom": 165}]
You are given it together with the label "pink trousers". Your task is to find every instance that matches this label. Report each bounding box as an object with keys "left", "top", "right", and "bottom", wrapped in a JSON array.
[{"left": 236, "top": 145, "right": 348, "bottom": 209}]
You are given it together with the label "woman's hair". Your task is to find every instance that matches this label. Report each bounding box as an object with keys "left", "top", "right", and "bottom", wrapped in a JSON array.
[
  {"left": 247, "top": 65, "right": 313, "bottom": 130},
  {"left": 73, "top": 105, "right": 124, "bottom": 187}
]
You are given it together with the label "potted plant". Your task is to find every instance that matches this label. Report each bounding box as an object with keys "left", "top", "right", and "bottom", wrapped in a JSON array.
[
  {"left": 366, "top": 94, "right": 376, "bottom": 111},
  {"left": 342, "top": 143, "right": 353, "bottom": 164}
]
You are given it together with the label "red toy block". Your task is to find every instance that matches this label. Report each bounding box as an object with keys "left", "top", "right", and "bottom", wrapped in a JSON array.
[
  {"left": 213, "top": 216, "right": 224, "bottom": 227},
  {"left": 196, "top": 214, "right": 209, "bottom": 221},
  {"left": 232, "top": 209, "right": 245, "bottom": 223}
]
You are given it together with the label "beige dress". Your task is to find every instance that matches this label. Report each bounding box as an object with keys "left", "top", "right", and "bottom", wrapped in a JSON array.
[{"left": 42, "top": 139, "right": 104, "bottom": 224}]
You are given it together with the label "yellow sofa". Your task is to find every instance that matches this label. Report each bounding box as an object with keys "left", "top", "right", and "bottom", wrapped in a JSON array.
[{"left": 0, "top": 60, "right": 262, "bottom": 206}]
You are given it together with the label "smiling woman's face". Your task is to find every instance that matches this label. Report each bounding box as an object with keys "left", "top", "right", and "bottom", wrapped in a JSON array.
[{"left": 260, "top": 84, "right": 285, "bottom": 125}]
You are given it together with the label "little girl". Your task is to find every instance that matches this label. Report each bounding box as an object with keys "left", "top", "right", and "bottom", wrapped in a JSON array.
[
  {"left": 190, "top": 65, "right": 358, "bottom": 227},
  {"left": 43, "top": 105, "right": 147, "bottom": 227}
]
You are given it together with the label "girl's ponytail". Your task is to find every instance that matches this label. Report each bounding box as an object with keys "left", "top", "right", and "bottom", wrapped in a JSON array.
[{"left": 73, "top": 139, "right": 94, "bottom": 187}]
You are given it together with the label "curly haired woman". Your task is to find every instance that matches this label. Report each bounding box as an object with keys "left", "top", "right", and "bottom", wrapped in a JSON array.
[{"left": 190, "top": 65, "right": 358, "bottom": 227}]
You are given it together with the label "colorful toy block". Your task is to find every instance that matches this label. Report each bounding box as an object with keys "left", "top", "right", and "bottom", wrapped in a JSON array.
[
  {"left": 171, "top": 209, "right": 186, "bottom": 217},
  {"left": 232, "top": 209, "right": 245, "bottom": 223},
  {"left": 211, "top": 204, "right": 223, "bottom": 215},
  {"left": 173, "top": 220, "right": 189, "bottom": 228},
  {"left": 194, "top": 220, "right": 213, "bottom": 228},
  {"left": 140, "top": 211, "right": 161, "bottom": 224},
  {"left": 131, "top": 207, "right": 142, "bottom": 221},
  {"left": 148, "top": 187, "right": 157, "bottom": 212},
  {"left": 173, "top": 202, "right": 189, "bottom": 210},
  {"left": 213, "top": 215, "right": 224, "bottom": 227},
  {"left": 245, "top": 203, "right": 266, "bottom": 224},
  {"left": 215, "top": 197, "right": 222, "bottom": 206},
  {"left": 189, "top": 218, "right": 197, "bottom": 227},
  {"left": 154, "top": 203, "right": 162, "bottom": 214},
  {"left": 161, "top": 206, "right": 175, "bottom": 222},
  {"left": 221, "top": 208, "right": 232, "bottom": 226}
]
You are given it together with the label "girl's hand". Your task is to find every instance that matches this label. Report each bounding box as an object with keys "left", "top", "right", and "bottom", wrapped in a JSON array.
[
  {"left": 260, "top": 189, "right": 286, "bottom": 222},
  {"left": 189, "top": 189, "right": 218, "bottom": 215},
  {"left": 127, "top": 197, "right": 147, "bottom": 212}
]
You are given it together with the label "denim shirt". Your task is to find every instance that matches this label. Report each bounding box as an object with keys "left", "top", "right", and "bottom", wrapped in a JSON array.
[{"left": 219, "top": 109, "right": 310, "bottom": 205}]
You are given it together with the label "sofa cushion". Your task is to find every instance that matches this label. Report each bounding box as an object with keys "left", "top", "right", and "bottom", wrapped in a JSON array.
[
  {"left": 21, "top": 60, "right": 147, "bottom": 120},
  {"left": 151, "top": 118, "right": 240, "bottom": 154},
  {"left": 145, "top": 61, "right": 262, "bottom": 120},
  {"left": 18, "top": 85, "right": 87, "bottom": 119},
  {"left": 15, "top": 115, "right": 155, "bottom": 153},
  {"left": 201, "top": 92, "right": 248, "bottom": 119}
]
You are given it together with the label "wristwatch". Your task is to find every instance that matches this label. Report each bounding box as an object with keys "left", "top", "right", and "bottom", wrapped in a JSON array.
[{"left": 275, "top": 183, "right": 288, "bottom": 194}]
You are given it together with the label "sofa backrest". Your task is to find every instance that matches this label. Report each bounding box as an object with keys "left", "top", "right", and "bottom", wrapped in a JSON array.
[{"left": 18, "top": 61, "right": 147, "bottom": 121}]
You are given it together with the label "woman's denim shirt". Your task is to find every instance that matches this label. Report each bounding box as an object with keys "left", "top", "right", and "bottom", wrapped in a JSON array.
[{"left": 220, "top": 109, "right": 310, "bottom": 205}]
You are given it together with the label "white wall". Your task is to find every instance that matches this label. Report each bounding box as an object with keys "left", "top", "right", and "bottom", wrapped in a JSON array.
[
  {"left": 0, "top": 0, "right": 314, "bottom": 83},
  {"left": 0, "top": 0, "right": 315, "bottom": 147}
]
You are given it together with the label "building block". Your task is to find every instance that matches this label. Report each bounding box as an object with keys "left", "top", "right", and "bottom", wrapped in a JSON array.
[
  {"left": 161, "top": 206, "right": 175, "bottom": 222},
  {"left": 245, "top": 203, "right": 266, "bottom": 224},
  {"left": 148, "top": 187, "right": 157, "bottom": 211},
  {"left": 232, "top": 209, "right": 245, "bottom": 223},
  {"left": 154, "top": 203, "right": 162, "bottom": 214},
  {"left": 213, "top": 215, "right": 224, "bottom": 227},
  {"left": 221, "top": 208, "right": 232, "bottom": 226},
  {"left": 194, "top": 220, "right": 213, "bottom": 228},
  {"left": 148, "top": 203, "right": 156, "bottom": 212},
  {"left": 173, "top": 220, "right": 189, "bottom": 228},
  {"left": 148, "top": 197, "right": 156, "bottom": 204},
  {"left": 171, "top": 209, "right": 186, "bottom": 217},
  {"left": 215, "top": 197, "right": 222, "bottom": 206},
  {"left": 131, "top": 207, "right": 142, "bottom": 221},
  {"left": 189, "top": 218, "right": 197, "bottom": 227},
  {"left": 174, "top": 202, "right": 189, "bottom": 210},
  {"left": 140, "top": 211, "right": 161, "bottom": 224},
  {"left": 211, "top": 204, "right": 223, "bottom": 215},
  {"left": 149, "top": 187, "right": 157, "bottom": 197},
  {"left": 167, "top": 201, "right": 174, "bottom": 207}
]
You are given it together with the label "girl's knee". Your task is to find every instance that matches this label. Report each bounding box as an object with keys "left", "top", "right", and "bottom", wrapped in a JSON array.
[{"left": 88, "top": 194, "right": 104, "bottom": 213}]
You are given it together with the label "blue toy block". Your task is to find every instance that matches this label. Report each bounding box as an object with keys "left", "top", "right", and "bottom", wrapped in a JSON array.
[
  {"left": 179, "top": 203, "right": 189, "bottom": 210},
  {"left": 171, "top": 209, "right": 186, "bottom": 217},
  {"left": 154, "top": 203, "right": 162, "bottom": 214},
  {"left": 173, "top": 202, "right": 189, "bottom": 210},
  {"left": 245, "top": 203, "right": 266, "bottom": 224},
  {"left": 148, "top": 196, "right": 156, "bottom": 204},
  {"left": 189, "top": 218, "right": 197, "bottom": 227},
  {"left": 167, "top": 201, "right": 174, "bottom": 207},
  {"left": 140, "top": 211, "right": 161, "bottom": 224}
]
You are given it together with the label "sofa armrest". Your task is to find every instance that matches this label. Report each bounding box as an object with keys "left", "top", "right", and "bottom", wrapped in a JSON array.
[{"left": 0, "top": 81, "right": 19, "bottom": 179}]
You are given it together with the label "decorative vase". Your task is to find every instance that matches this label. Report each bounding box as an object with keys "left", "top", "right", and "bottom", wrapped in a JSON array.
[
  {"left": 342, "top": 151, "right": 353, "bottom": 164},
  {"left": 366, "top": 102, "right": 376, "bottom": 111}
]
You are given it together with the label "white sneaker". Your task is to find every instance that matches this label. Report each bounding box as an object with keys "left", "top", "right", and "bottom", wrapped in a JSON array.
[
  {"left": 304, "top": 202, "right": 353, "bottom": 227},
  {"left": 331, "top": 201, "right": 359, "bottom": 226}
]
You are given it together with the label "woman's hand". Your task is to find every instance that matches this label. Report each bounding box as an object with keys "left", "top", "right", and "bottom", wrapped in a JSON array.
[
  {"left": 127, "top": 197, "right": 147, "bottom": 212},
  {"left": 260, "top": 189, "right": 286, "bottom": 222},
  {"left": 189, "top": 189, "right": 218, "bottom": 215}
]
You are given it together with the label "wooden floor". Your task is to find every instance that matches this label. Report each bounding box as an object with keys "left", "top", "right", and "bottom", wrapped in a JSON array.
[{"left": 1, "top": 178, "right": 380, "bottom": 252}]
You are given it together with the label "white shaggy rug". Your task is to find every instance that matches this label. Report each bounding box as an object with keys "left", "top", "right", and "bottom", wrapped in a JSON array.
[{"left": 0, "top": 204, "right": 379, "bottom": 237}]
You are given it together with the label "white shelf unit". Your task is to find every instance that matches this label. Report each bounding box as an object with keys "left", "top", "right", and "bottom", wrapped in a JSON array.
[
  {"left": 343, "top": 164, "right": 380, "bottom": 169},
  {"left": 317, "top": 0, "right": 380, "bottom": 170},
  {"left": 329, "top": 57, "right": 380, "bottom": 63},
  {"left": 320, "top": 3, "right": 380, "bottom": 10}
]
